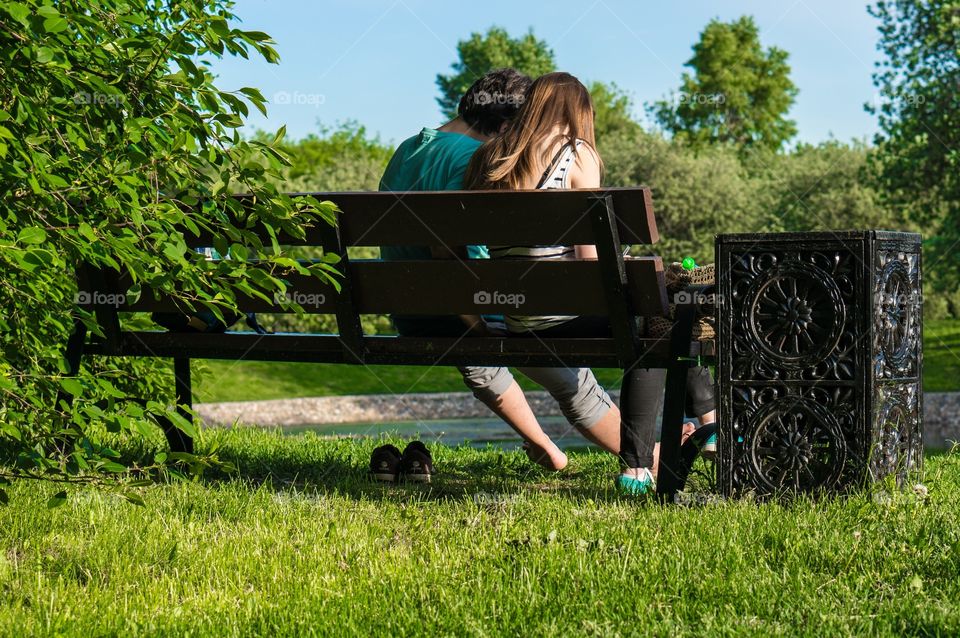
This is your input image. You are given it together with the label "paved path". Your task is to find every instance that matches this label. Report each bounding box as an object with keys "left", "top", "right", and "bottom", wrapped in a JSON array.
[{"left": 195, "top": 391, "right": 960, "bottom": 448}]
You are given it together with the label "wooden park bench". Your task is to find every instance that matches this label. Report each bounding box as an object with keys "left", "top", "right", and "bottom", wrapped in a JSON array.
[{"left": 67, "top": 188, "right": 923, "bottom": 501}]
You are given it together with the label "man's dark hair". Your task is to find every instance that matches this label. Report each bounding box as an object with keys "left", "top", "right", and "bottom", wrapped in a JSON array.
[{"left": 458, "top": 68, "right": 532, "bottom": 135}]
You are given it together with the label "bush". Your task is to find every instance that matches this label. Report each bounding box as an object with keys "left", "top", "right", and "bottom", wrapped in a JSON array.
[
  {"left": 599, "top": 130, "right": 919, "bottom": 289},
  {"left": 600, "top": 129, "right": 767, "bottom": 263},
  {"left": 252, "top": 121, "right": 393, "bottom": 192},
  {"left": 743, "top": 141, "right": 914, "bottom": 234},
  {"left": 0, "top": 0, "right": 338, "bottom": 494},
  {"left": 247, "top": 123, "right": 395, "bottom": 334}
]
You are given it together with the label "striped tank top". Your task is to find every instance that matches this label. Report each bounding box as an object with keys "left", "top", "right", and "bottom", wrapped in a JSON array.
[{"left": 489, "top": 139, "right": 584, "bottom": 333}]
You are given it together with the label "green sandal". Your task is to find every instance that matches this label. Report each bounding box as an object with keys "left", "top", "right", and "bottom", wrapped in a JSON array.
[{"left": 615, "top": 469, "right": 655, "bottom": 495}]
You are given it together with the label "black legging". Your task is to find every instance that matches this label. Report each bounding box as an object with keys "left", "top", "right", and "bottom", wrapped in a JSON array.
[{"left": 523, "top": 316, "right": 715, "bottom": 469}]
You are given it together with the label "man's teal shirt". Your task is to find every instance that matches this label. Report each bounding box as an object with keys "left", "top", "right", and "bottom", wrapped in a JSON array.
[{"left": 378, "top": 127, "right": 488, "bottom": 261}]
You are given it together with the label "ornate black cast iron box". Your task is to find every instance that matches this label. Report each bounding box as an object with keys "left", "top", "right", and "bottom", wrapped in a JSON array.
[{"left": 716, "top": 231, "right": 923, "bottom": 497}]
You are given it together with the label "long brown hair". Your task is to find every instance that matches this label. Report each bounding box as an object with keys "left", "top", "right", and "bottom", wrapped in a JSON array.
[{"left": 464, "top": 72, "right": 602, "bottom": 190}]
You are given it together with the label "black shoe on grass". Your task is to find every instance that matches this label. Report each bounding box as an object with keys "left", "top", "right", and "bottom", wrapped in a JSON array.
[
  {"left": 400, "top": 441, "right": 434, "bottom": 483},
  {"left": 370, "top": 444, "right": 402, "bottom": 482}
]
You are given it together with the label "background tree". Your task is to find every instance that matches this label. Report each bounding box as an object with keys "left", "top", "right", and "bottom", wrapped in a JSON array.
[
  {"left": 650, "top": 16, "right": 798, "bottom": 153},
  {"left": 601, "top": 128, "right": 767, "bottom": 262},
  {"left": 436, "top": 26, "right": 641, "bottom": 141},
  {"left": 254, "top": 121, "right": 393, "bottom": 192},
  {"left": 869, "top": 0, "right": 960, "bottom": 317},
  {"left": 589, "top": 81, "right": 642, "bottom": 139},
  {"left": 435, "top": 26, "right": 556, "bottom": 120}
]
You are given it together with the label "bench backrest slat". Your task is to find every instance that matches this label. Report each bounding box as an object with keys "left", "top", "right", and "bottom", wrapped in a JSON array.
[
  {"left": 182, "top": 188, "right": 658, "bottom": 249},
  {"left": 106, "top": 258, "right": 668, "bottom": 317}
]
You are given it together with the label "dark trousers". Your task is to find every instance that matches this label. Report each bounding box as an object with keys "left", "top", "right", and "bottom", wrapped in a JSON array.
[{"left": 524, "top": 316, "right": 715, "bottom": 469}]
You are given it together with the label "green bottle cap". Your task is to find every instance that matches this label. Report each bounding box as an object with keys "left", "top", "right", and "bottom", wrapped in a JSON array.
[{"left": 681, "top": 257, "right": 696, "bottom": 270}]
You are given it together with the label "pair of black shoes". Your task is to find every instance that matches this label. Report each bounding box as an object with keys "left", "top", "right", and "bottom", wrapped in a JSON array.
[{"left": 369, "top": 441, "right": 433, "bottom": 483}]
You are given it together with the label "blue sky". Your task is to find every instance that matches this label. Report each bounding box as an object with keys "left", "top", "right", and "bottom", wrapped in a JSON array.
[{"left": 210, "top": 0, "right": 883, "bottom": 146}]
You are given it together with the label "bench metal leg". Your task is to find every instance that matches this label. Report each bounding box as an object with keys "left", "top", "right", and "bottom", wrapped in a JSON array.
[
  {"left": 656, "top": 300, "right": 698, "bottom": 502},
  {"left": 162, "top": 357, "right": 194, "bottom": 454},
  {"left": 56, "top": 319, "right": 87, "bottom": 410},
  {"left": 656, "top": 360, "right": 691, "bottom": 501},
  {"left": 52, "top": 319, "right": 88, "bottom": 455}
]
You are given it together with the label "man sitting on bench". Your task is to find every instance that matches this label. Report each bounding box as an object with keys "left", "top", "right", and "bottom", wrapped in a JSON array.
[{"left": 378, "top": 69, "right": 625, "bottom": 471}]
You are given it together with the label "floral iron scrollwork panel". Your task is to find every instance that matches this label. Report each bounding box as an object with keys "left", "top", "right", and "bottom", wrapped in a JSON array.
[
  {"left": 874, "top": 250, "right": 921, "bottom": 380},
  {"left": 729, "top": 249, "right": 858, "bottom": 383}
]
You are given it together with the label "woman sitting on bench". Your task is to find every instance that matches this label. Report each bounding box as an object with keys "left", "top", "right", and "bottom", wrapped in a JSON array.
[{"left": 464, "top": 72, "right": 716, "bottom": 495}]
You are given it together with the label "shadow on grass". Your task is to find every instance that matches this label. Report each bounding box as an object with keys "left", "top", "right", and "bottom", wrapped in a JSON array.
[
  {"left": 19, "top": 424, "right": 949, "bottom": 506},
  {"left": 196, "top": 428, "right": 624, "bottom": 505},
  {"left": 196, "top": 429, "right": 956, "bottom": 508}
]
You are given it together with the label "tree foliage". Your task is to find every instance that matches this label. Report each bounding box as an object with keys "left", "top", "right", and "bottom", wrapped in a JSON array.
[
  {"left": 246, "top": 122, "right": 392, "bottom": 336},
  {"left": 650, "top": 16, "right": 798, "bottom": 153},
  {"left": 869, "top": 0, "right": 960, "bottom": 316},
  {"left": 253, "top": 121, "right": 392, "bottom": 192},
  {"left": 0, "top": 0, "right": 339, "bottom": 496},
  {"left": 589, "top": 81, "right": 641, "bottom": 140},
  {"left": 435, "top": 26, "right": 637, "bottom": 142},
  {"left": 601, "top": 129, "right": 909, "bottom": 274},
  {"left": 601, "top": 128, "right": 767, "bottom": 261},
  {"left": 435, "top": 26, "right": 556, "bottom": 120}
]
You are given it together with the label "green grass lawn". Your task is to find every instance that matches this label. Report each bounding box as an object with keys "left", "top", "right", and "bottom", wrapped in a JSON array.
[
  {"left": 925, "top": 319, "right": 960, "bottom": 392},
  {"left": 194, "top": 319, "right": 960, "bottom": 403},
  {"left": 1, "top": 429, "right": 958, "bottom": 636}
]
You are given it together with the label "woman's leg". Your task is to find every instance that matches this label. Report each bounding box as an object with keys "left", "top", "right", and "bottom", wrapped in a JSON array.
[
  {"left": 458, "top": 366, "right": 567, "bottom": 470},
  {"left": 618, "top": 367, "right": 664, "bottom": 473},
  {"left": 627, "top": 367, "right": 715, "bottom": 473},
  {"left": 686, "top": 366, "right": 716, "bottom": 425},
  {"left": 517, "top": 366, "right": 617, "bottom": 454},
  {"left": 573, "top": 404, "right": 621, "bottom": 455}
]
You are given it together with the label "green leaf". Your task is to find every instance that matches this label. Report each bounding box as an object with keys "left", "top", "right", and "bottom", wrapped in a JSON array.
[
  {"left": 77, "top": 222, "right": 97, "bottom": 242},
  {"left": 242, "top": 31, "right": 273, "bottom": 42},
  {"left": 162, "top": 243, "right": 184, "bottom": 261},
  {"left": 1, "top": 422, "right": 22, "bottom": 442},
  {"left": 33, "top": 47, "right": 54, "bottom": 63},
  {"left": 120, "top": 491, "right": 145, "bottom": 506},
  {"left": 47, "top": 491, "right": 67, "bottom": 508},
  {"left": 166, "top": 451, "right": 197, "bottom": 464},
  {"left": 166, "top": 411, "right": 198, "bottom": 439},
  {"left": 0, "top": 488, "right": 7, "bottom": 506},
  {"left": 59, "top": 378, "right": 83, "bottom": 396},
  {"left": 42, "top": 17, "right": 68, "bottom": 33},
  {"left": 4, "top": 2, "right": 29, "bottom": 23},
  {"left": 17, "top": 227, "right": 46, "bottom": 244}
]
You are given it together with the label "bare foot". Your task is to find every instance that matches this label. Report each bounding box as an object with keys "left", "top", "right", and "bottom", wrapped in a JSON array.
[{"left": 522, "top": 441, "right": 568, "bottom": 471}]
